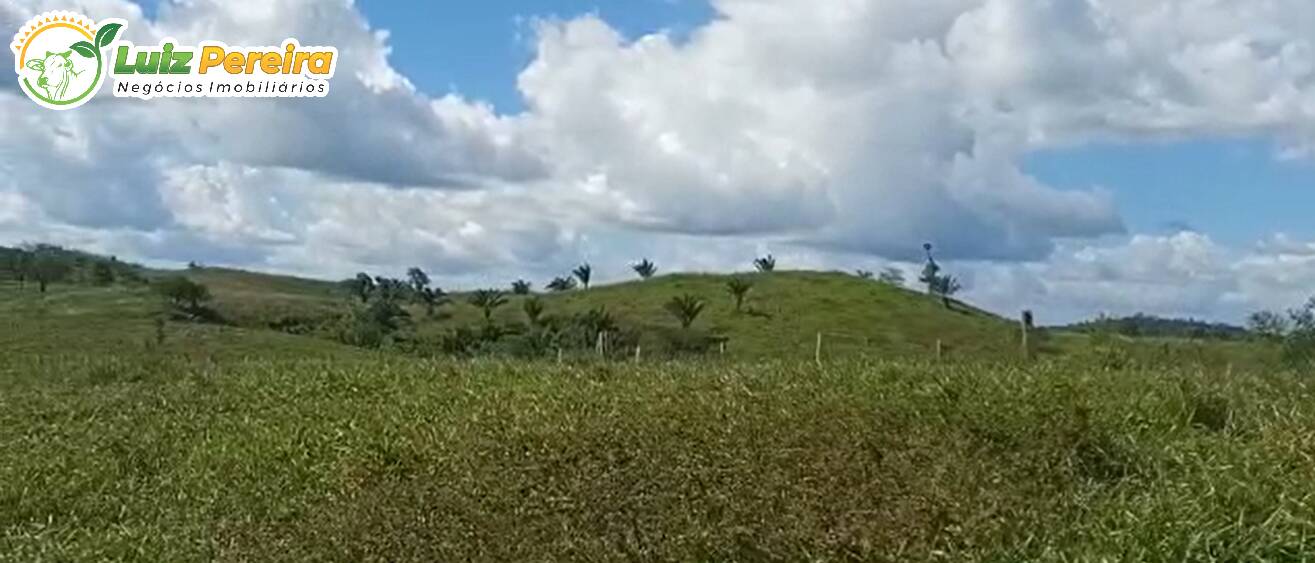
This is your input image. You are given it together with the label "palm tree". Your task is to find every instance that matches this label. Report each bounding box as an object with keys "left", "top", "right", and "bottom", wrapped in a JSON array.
[
  {"left": 511, "top": 279, "right": 532, "bottom": 295},
  {"left": 523, "top": 297, "right": 546, "bottom": 326},
  {"left": 726, "top": 278, "right": 753, "bottom": 313},
  {"left": 573, "top": 263, "right": 593, "bottom": 289},
  {"left": 632, "top": 259, "right": 657, "bottom": 280},
  {"left": 753, "top": 254, "right": 776, "bottom": 273},
  {"left": 469, "top": 289, "right": 508, "bottom": 322},
  {"left": 856, "top": 269, "right": 874, "bottom": 280},
  {"left": 546, "top": 276, "right": 577, "bottom": 292},
  {"left": 417, "top": 287, "right": 448, "bottom": 317},
  {"left": 665, "top": 294, "right": 706, "bottom": 329}
]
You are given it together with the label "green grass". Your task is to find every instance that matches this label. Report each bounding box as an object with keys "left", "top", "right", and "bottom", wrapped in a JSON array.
[{"left": 2, "top": 354, "right": 1313, "bottom": 561}]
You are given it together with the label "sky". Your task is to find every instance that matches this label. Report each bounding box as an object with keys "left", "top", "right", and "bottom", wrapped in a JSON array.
[{"left": 2, "top": 0, "right": 1314, "bottom": 324}]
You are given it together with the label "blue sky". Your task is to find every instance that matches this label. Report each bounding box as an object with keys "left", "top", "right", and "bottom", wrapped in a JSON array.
[{"left": 6, "top": 0, "right": 1315, "bottom": 323}]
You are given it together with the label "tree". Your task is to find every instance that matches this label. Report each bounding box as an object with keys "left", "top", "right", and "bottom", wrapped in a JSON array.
[
  {"left": 407, "top": 267, "right": 430, "bottom": 294},
  {"left": 1282, "top": 298, "right": 1315, "bottom": 367},
  {"left": 930, "top": 275, "right": 962, "bottom": 308},
  {"left": 374, "top": 276, "right": 408, "bottom": 303},
  {"left": 511, "top": 279, "right": 533, "bottom": 295},
  {"left": 347, "top": 272, "right": 375, "bottom": 303},
  {"left": 726, "top": 277, "right": 753, "bottom": 313},
  {"left": 469, "top": 289, "right": 508, "bottom": 322},
  {"left": 546, "top": 276, "right": 577, "bottom": 292},
  {"left": 416, "top": 287, "right": 448, "bottom": 317},
  {"left": 30, "top": 249, "right": 71, "bottom": 294},
  {"left": 1247, "top": 310, "right": 1289, "bottom": 341},
  {"left": 856, "top": 270, "right": 874, "bottom": 280},
  {"left": 878, "top": 267, "right": 905, "bottom": 287},
  {"left": 633, "top": 259, "right": 657, "bottom": 280},
  {"left": 573, "top": 263, "right": 593, "bottom": 289},
  {"left": 154, "top": 276, "right": 211, "bottom": 312},
  {"left": 919, "top": 243, "right": 941, "bottom": 296},
  {"left": 919, "top": 243, "right": 959, "bottom": 308},
  {"left": 665, "top": 294, "right": 706, "bottom": 329},
  {"left": 523, "top": 297, "right": 546, "bottom": 326},
  {"left": 91, "top": 261, "right": 115, "bottom": 286},
  {"left": 753, "top": 254, "right": 776, "bottom": 273}
]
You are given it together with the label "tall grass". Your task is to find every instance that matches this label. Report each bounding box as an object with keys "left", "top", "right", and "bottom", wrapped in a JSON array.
[{"left": 2, "top": 354, "right": 1313, "bottom": 561}]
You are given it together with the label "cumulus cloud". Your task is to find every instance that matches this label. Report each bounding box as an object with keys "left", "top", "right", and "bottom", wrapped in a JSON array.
[{"left": 2, "top": 0, "right": 1315, "bottom": 321}]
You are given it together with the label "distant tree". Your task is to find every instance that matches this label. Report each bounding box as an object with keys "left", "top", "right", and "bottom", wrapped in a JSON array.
[
  {"left": 469, "top": 289, "right": 508, "bottom": 322},
  {"left": 30, "top": 249, "right": 71, "bottom": 294},
  {"left": 374, "top": 276, "right": 408, "bottom": 303},
  {"left": 665, "top": 294, "right": 706, "bottom": 329},
  {"left": 407, "top": 267, "right": 431, "bottom": 294},
  {"left": 1247, "top": 310, "right": 1289, "bottom": 341},
  {"left": 187, "top": 261, "right": 202, "bottom": 270},
  {"left": 573, "top": 263, "right": 593, "bottom": 289},
  {"left": 920, "top": 243, "right": 960, "bottom": 308},
  {"left": 91, "top": 261, "right": 115, "bottom": 286},
  {"left": 511, "top": 279, "right": 533, "bottom": 295},
  {"left": 1282, "top": 298, "right": 1315, "bottom": 367},
  {"left": 347, "top": 273, "right": 375, "bottom": 303},
  {"left": 878, "top": 267, "right": 905, "bottom": 287},
  {"left": 856, "top": 270, "right": 874, "bottom": 280},
  {"left": 726, "top": 277, "right": 753, "bottom": 313},
  {"left": 11, "top": 250, "right": 33, "bottom": 288},
  {"left": 919, "top": 243, "right": 941, "bottom": 296},
  {"left": 523, "top": 297, "right": 546, "bottom": 326},
  {"left": 930, "top": 275, "right": 962, "bottom": 308},
  {"left": 753, "top": 254, "right": 777, "bottom": 273},
  {"left": 546, "top": 276, "right": 577, "bottom": 292},
  {"left": 154, "top": 276, "right": 211, "bottom": 312},
  {"left": 416, "top": 287, "right": 448, "bottom": 317},
  {"left": 633, "top": 259, "right": 658, "bottom": 280}
]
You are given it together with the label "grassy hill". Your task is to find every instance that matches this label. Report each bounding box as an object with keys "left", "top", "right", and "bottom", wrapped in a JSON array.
[{"left": 173, "top": 266, "right": 1026, "bottom": 361}]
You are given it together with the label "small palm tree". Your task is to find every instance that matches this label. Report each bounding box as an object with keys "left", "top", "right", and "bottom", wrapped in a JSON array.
[
  {"left": 511, "top": 279, "right": 532, "bottom": 295},
  {"left": 633, "top": 259, "right": 657, "bottom": 280},
  {"left": 417, "top": 286, "right": 448, "bottom": 317},
  {"left": 856, "top": 269, "right": 874, "bottom": 280},
  {"left": 546, "top": 276, "right": 577, "bottom": 292},
  {"left": 469, "top": 289, "right": 508, "bottom": 322},
  {"left": 726, "top": 278, "right": 753, "bottom": 313},
  {"left": 573, "top": 263, "right": 593, "bottom": 289},
  {"left": 523, "top": 297, "right": 546, "bottom": 326},
  {"left": 665, "top": 294, "right": 706, "bottom": 329},
  {"left": 753, "top": 254, "right": 776, "bottom": 273}
]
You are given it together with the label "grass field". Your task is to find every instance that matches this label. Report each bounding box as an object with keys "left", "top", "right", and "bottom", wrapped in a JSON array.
[
  {"left": 1, "top": 272, "right": 1308, "bottom": 561},
  {"left": 2, "top": 354, "right": 1314, "bottom": 561}
]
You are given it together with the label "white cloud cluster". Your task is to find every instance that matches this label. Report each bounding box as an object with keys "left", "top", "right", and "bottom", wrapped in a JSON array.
[{"left": 1, "top": 0, "right": 1313, "bottom": 320}]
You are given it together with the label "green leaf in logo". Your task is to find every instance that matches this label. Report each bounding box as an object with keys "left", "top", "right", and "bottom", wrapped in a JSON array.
[
  {"left": 70, "top": 41, "right": 97, "bottom": 59},
  {"left": 95, "top": 23, "right": 122, "bottom": 49}
]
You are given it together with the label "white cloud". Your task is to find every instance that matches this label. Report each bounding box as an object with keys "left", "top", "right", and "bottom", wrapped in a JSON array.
[{"left": 2, "top": 0, "right": 1314, "bottom": 320}]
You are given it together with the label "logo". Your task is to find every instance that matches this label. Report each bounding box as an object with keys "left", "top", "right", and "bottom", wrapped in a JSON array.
[
  {"left": 11, "top": 11, "right": 123, "bottom": 110},
  {"left": 12, "top": 10, "right": 338, "bottom": 111}
]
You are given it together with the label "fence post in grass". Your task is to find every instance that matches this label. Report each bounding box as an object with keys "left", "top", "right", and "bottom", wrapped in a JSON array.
[
  {"left": 815, "top": 332, "right": 823, "bottom": 366},
  {"left": 935, "top": 339, "right": 943, "bottom": 362},
  {"left": 596, "top": 331, "right": 605, "bottom": 357},
  {"left": 719, "top": 341, "right": 726, "bottom": 356},
  {"left": 1020, "top": 310, "right": 1034, "bottom": 361},
  {"left": 634, "top": 345, "right": 642, "bottom": 363},
  {"left": 557, "top": 347, "right": 563, "bottom": 364}
]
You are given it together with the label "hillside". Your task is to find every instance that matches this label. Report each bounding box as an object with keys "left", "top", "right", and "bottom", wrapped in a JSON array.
[{"left": 180, "top": 266, "right": 1024, "bottom": 362}]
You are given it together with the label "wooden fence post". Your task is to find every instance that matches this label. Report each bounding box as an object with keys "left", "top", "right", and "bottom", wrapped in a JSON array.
[
  {"left": 634, "top": 345, "right": 642, "bottom": 363},
  {"left": 1020, "top": 310, "right": 1034, "bottom": 361},
  {"left": 935, "top": 339, "right": 943, "bottom": 362}
]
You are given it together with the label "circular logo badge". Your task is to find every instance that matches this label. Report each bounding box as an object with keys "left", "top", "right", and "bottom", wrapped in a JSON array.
[{"left": 10, "top": 11, "right": 124, "bottom": 111}]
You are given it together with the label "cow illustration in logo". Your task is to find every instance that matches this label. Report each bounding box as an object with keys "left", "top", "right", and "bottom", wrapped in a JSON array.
[
  {"left": 11, "top": 11, "right": 124, "bottom": 110},
  {"left": 26, "top": 50, "right": 81, "bottom": 101}
]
